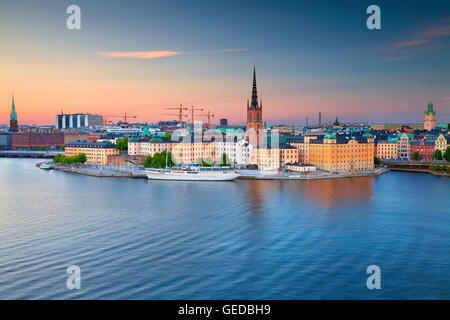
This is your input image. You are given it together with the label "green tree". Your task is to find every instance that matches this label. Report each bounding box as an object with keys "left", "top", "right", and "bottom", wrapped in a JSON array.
[
  {"left": 53, "top": 154, "right": 63, "bottom": 163},
  {"left": 411, "top": 151, "right": 421, "bottom": 161},
  {"left": 374, "top": 156, "right": 381, "bottom": 166},
  {"left": 144, "top": 155, "right": 153, "bottom": 168},
  {"left": 220, "top": 153, "right": 230, "bottom": 166},
  {"left": 163, "top": 131, "right": 172, "bottom": 139},
  {"left": 444, "top": 146, "right": 450, "bottom": 162},
  {"left": 39, "top": 146, "right": 47, "bottom": 151},
  {"left": 433, "top": 149, "right": 443, "bottom": 161},
  {"left": 115, "top": 137, "right": 129, "bottom": 152}
]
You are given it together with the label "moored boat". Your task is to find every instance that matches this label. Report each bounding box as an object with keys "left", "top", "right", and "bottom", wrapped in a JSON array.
[{"left": 145, "top": 165, "right": 240, "bottom": 181}]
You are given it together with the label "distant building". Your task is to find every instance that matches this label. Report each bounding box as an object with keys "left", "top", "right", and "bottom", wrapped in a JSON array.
[
  {"left": 65, "top": 141, "right": 120, "bottom": 165},
  {"left": 424, "top": 102, "right": 436, "bottom": 131},
  {"left": 219, "top": 118, "right": 228, "bottom": 126},
  {"left": 64, "top": 132, "right": 90, "bottom": 145},
  {"left": 435, "top": 134, "right": 448, "bottom": 154},
  {"left": 56, "top": 113, "right": 103, "bottom": 129},
  {"left": 9, "top": 95, "right": 18, "bottom": 132},
  {"left": 12, "top": 132, "right": 64, "bottom": 149},
  {"left": 397, "top": 133, "right": 412, "bottom": 159},
  {"left": 410, "top": 138, "right": 434, "bottom": 161},
  {"left": 0, "top": 132, "right": 12, "bottom": 150}
]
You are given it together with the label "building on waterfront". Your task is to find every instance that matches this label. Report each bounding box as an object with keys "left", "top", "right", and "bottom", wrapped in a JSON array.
[
  {"left": 0, "top": 132, "right": 12, "bottom": 150},
  {"left": 435, "top": 133, "right": 448, "bottom": 154},
  {"left": 424, "top": 102, "right": 436, "bottom": 131},
  {"left": 128, "top": 136, "right": 173, "bottom": 157},
  {"left": 307, "top": 128, "right": 374, "bottom": 172},
  {"left": 397, "top": 133, "right": 411, "bottom": 159},
  {"left": 215, "top": 138, "right": 253, "bottom": 167},
  {"left": 254, "top": 143, "right": 299, "bottom": 171},
  {"left": 12, "top": 132, "right": 64, "bottom": 149},
  {"left": 65, "top": 141, "right": 120, "bottom": 165},
  {"left": 376, "top": 140, "right": 399, "bottom": 159},
  {"left": 410, "top": 138, "right": 434, "bottom": 161},
  {"left": 9, "top": 95, "right": 18, "bottom": 132},
  {"left": 246, "top": 67, "right": 263, "bottom": 137},
  {"left": 56, "top": 112, "right": 103, "bottom": 129}
]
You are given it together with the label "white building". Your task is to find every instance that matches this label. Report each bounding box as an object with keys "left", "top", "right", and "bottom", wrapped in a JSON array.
[
  {"left": 215, "top": 139, "right": 254, "bottom": 167},
  {"left": 397, "top": 133, "right": 411, "bottom": 159}
]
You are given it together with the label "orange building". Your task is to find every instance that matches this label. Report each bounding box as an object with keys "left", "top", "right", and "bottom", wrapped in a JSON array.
[{"left": 308, "top": 129, "right": 374, "bottom": 172}]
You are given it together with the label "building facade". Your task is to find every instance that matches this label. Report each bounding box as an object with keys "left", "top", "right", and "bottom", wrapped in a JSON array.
[
  {"left": 397, "top": 133, "right": 411, "bottom": 159},
  {"left": 56, "top": 113, "right": 103, "bottom": 129},
  {"left": 435, "top": 134, "right": 448, "bottom": 154},
  {"left": 376, "top": 141, "right": 398, "bottom": 159},
  {"left": 12, "top": 132, "right": 64, "bottom": 148},
  {"left": 65, "top": 141, "right": 120, "bottom": 165},
  {"left": 308, "top": 130, "right": 374, "bottom": 172},
  {"left": 410, "top": 139, "right": 434, "bottom": 161}
]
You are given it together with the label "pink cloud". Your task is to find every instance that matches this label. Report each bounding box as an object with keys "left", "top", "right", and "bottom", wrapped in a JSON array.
[
  {"left": 396, "top": 39, "right": 430, "bottom": 47},
  {"left": 443, "top": 97, "right": 450, "bottom": 100},
  {"left": 95, "top": 48, "right": 248, "bottom": 59},
  {"left": 95, "top": 51, "right": 180, "bottom": 59}
]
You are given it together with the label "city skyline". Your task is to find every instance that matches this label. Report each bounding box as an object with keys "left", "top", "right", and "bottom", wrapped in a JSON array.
[{"left": 1, "top": 0, "right": 450, "bottom": 125}]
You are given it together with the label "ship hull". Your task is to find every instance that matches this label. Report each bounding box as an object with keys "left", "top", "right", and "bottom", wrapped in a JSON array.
[{"left": 145, "top": 169, "right": 240, "bottom": 181}]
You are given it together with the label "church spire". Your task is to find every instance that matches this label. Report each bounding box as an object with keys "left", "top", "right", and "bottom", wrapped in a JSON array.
[
  {"left": 250, "top": 66, "right": 259, "bottom": 110},
  {"left": 10, "top": 93, "right": 17, "bottom": 122}
]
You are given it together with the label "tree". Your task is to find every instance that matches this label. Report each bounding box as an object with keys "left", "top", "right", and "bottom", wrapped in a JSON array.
[
  {"left": 220, "top": 153, "right": 230, "bottom": 166},
  {"left": 115, "top": 137, "right": 129, "bottom": 152},
  {"left": 39, "top": 146, "right": 47, "bottom": 151},
  {"left": 374, "top": 156, "right": 381, "bottom": 166},
  {"left": 53, "top": 154, "right": 63, "bottom": 163},
  {"left": 433, "top": 149, "right": 443, "bottom": 161},
  {"left": 411, "top": 151, "right": 421, "bottom": 161},
  {"left": 144, "top": 155, "right": 153, "bottom": 168},
  {"left": 444, "top": 146, "right": 450, "bottom": 162},
  {"left": 163, "top": 131, "right": 172, "bottom": 139}
]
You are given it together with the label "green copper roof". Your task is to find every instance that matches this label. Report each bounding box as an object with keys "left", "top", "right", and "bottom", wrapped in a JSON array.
[
  {"left": 10, "top": 96, "right": 17, "bottom": 121},
  {"left": 150, "top": 136, "right": 163, "bottom": 143},
  {"left": 425, "top": 102, "right": 435, "bottom": 114},
  {"left": 324, "top": 128, "right": 336, "bottom": 139}
]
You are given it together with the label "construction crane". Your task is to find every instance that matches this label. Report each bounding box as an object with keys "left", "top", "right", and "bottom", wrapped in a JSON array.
[
  {"left": 104, "top": 112, "right": 137, "bottom": 128},
  {"left": 198, "top": 111, "right": 215, "bottom": 129},
  {"left": 163, "top": 104, "right": 188, "bottom": 129},
  {"left": 187, "top": 105, "right": 204, "bottom": 126}
]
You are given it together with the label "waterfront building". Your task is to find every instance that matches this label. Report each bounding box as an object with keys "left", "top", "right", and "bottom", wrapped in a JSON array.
[
  {"left": 254, "top": 143, "right": 299, "bottom": 171},
  {"left": 215, "top": 138, "right": 253, "bottom": 167},
  {"left": 12, "top": 132, "right": 64, "bottom": 149},
  {"left": 56, "top": 112, "right": 103, "bottom": 129},
  {"left": 376, "top": 140, "right": 398, "bottom": 159},
  {"left": 410, "top": 138, "right": 434, "bottom": 161},
  {"left": 65, "top": 141, "right": 120, "bottom": 165},
  {"left": 246, "top": 67, "right": 263, "bottom": 141},
  {"left": 397, "top": 133, "right": 411, "bottom": 159},
  {"left": 9, "top": 95, "right": 18, "bottom": 132},
  {"left": 308, "top": 128, "right": 374, "bottom": 172},
  {"left": 0, "top": 132, "right": 12, "bottom": 150},
  {"left": 424, "top": 102, "right": 436, "bottom": 131},
  {"left": 434, "top": 133, "right": 448, "bottom": 154},
  {"left": 288, "top": 135, "right": 319, "bottom": 164},
  {"left": 128, "top": 136, "right": 172, "bottom": 157}
]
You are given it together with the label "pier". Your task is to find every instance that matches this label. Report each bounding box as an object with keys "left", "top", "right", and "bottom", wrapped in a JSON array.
[{"left": 0, "top": 150, "right": 64, "bottom": 159}]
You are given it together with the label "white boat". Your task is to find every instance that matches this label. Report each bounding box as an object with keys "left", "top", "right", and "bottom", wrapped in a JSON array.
[
  {"left": 145, "top": 166, "right": 240, "bottom": 181},
  {"left": 39, "top": 163, "right": 53, "bottom": 170}
]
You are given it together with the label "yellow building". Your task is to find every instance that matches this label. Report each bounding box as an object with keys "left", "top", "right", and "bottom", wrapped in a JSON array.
[
  {"left": 65, "top": 141, "right": 119, "bottom": 165},
  {"left": 255, "top": 143, "right": 298, "bottom": 170},
  {"left": 288, "top": 135, "right": 317, "bottom": 163},
  {"left": 435, "top": 133, "right": 448, "bottom": 153},
  {"left": 376, "top": 141, "right": 398, "bottom": 159},
  {"left": 308, "top": 129, "right": 374, "bottom": 172}
]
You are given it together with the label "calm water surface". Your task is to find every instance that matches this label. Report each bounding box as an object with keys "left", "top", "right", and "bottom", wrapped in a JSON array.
[{"left": 0, "top": 159, "right": 449, "bottom": 299}]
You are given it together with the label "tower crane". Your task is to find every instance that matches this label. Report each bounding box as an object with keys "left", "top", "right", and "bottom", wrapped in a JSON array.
[
  {"left": 103, "top": 112, "right": 137, "bottom": 128},
  {"left": 198, "top": 111, "right": 215, "bottom": 129},
  {"left": 163, "top": 104, "right": 188, "bottom": 129}
]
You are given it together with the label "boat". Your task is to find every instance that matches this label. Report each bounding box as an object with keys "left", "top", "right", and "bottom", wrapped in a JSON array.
[
  {"left": 39, "top": 163, "right": 53, "bottom": 170},
  {"left": 145, "top": 165, "right": 240, "bottom": 181}
]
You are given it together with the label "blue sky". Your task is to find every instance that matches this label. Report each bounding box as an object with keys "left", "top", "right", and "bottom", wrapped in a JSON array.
[{"left": 0, "top": 0, "right": 449, "bottom": 125}]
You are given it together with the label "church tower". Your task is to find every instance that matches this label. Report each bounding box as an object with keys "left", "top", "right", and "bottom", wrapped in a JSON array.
[
  {"left": 9, "top": 94, "right": 18, "bottom": 132},
  {"left": 424, "top": 102, "right": 436, "bottom": 131},
  {"left": 246, "top": 67, "right": 263, "bottom": 131}
]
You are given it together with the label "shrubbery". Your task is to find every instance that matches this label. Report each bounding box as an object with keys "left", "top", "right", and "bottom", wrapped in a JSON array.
[
  {"left": 144, "top": 151, "right": 175, "bottom": 168},
  {"left": 53, "top": 153, "right": 87, "bottom": 164}
]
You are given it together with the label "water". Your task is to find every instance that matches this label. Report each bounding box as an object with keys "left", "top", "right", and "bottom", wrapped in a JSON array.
[{"left": 0, "top": 158, "right": 449, "bottom": 299}]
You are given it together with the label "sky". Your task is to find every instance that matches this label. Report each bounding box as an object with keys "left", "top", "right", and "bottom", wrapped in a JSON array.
[{"left": 0, "top": 0, "right": 449, "bottom": 126}]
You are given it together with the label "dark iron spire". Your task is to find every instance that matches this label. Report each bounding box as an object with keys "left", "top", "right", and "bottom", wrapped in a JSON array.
[{"left": 250, "top": 66, "right": 259, "bottom": 110}]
